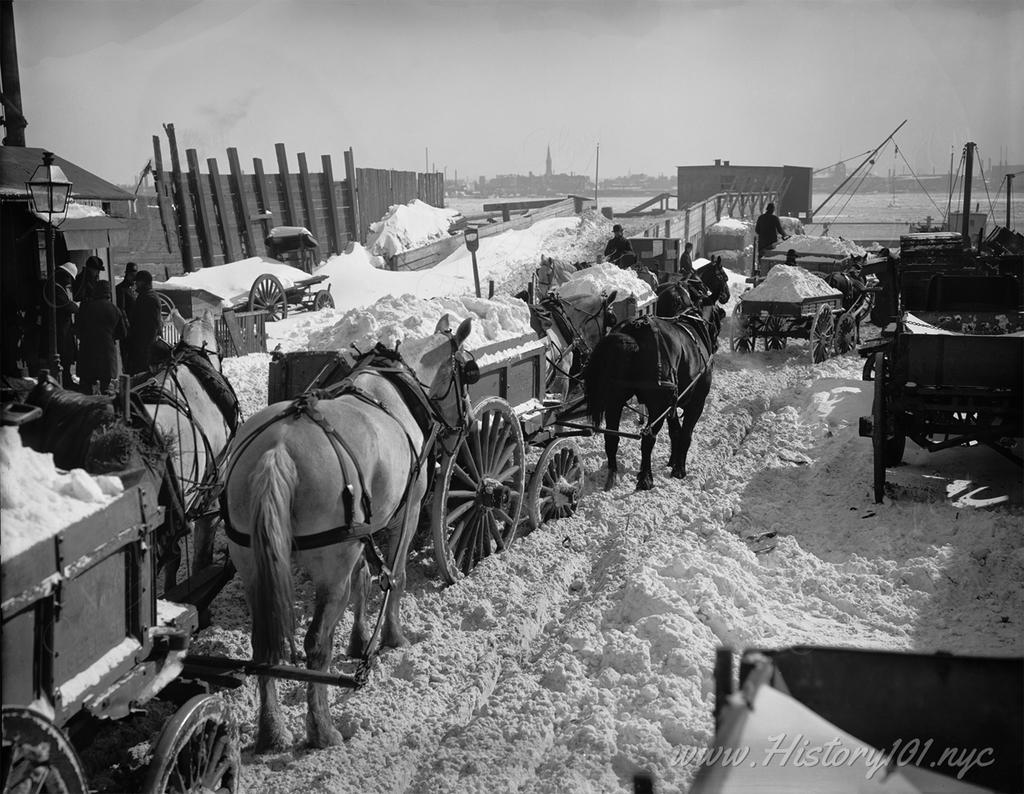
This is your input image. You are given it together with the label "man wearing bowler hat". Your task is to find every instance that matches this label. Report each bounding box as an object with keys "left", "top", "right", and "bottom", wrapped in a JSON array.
[{"left": 603, "top": 224, "right": 634, "bottom": 267}]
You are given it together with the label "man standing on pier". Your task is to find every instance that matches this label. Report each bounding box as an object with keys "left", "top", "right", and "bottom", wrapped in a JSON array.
[{"left": 754, "top": 202, "right": 789, "bottom": 275}]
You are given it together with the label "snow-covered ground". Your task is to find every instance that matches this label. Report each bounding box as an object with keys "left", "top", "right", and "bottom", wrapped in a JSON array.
[
  {"left": 199, "top": 210, "right": 1022, "bottom": 793},
  {"left": 6, "top": 205, "right": 1020, "bottom": 793}
]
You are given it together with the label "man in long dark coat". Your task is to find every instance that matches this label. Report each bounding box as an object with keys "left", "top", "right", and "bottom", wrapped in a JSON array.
[
  {"left": 77, "top": 280, "right": 127, "bottom": 395},
  {"left": 53, "top": 262, "right": 79, "bottom": 387},
  {"left": 126, "top": 269, "right": 162, "bottom": 375}
]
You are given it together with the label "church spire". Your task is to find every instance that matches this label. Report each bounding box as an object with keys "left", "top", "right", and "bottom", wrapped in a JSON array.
[{"left": 546, "top": 144, "right": 552, "bottom": 178}]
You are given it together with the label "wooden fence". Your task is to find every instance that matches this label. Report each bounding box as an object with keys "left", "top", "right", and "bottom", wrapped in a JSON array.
[
  {"left": 630, "top": 188, "right": 780, "bottom": 254},
  {"left": 389, "top": 197, "right": 596, "bottom": 272},
  {"left": 151, "top": 125, "right": 444, "bottom": 273}
]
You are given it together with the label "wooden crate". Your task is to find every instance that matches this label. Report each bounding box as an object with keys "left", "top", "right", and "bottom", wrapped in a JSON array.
[
  {"left": 267, "top": 350, "right": 356, "bottom": 404},
  {"left": 628, "top": 237, "right": 681, "bottom": 278},
  {"left": 1, "top": 485, "right": 163, "bottom": 725},
  {"left": 466, "top": 333, "right": 546, "bottom": 412}
]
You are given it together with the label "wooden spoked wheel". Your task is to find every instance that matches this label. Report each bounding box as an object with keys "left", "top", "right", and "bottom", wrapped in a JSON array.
[
  {"left": 729, "top": 305, "right": 753, "bottom": 353},
  {"left": 141, "top": 695, "right": 239, "bottom": 794},
  {"left": 809, "top": 304, "right": 835, "bottom": 363},
  {"left": 312, "top": 289, "right": 335, "bottom": 311},
  {"left": 1, "top": 707, "right": 88, "bottom": 794},
  {"left": 834, "top": 311, "right": 858, "bottom": 355},
  {"left": 432, "top": 397, "right": 525, "bottom": 584},
  {"left": 248, "top": 274, "right": 288, "bottom": 321},
  {"left": 156, "top": 293, "right": 176, "bottom": 322},
  {"left": 526, "top": 437, "right": 584, "bottom": 531},
  {"left": 763, "top": 315, "right": 787, "bottom": 351}
]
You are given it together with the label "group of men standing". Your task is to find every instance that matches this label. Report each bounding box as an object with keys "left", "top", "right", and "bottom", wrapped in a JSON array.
[{"left": 51, "top": 257, "right": 163, "bottom": 394}]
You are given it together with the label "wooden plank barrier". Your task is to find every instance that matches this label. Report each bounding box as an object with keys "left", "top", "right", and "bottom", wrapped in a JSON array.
[{"left": 215, "top": 309, "right": 267, "bottom": 357}]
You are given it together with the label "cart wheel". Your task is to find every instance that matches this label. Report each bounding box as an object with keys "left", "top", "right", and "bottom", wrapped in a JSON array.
[
  {"left": 432, "top": 396, "right": 525, "bottom": 584},
  {"left": 809, "top": 305, "right": 835, "bottom": 363},
  {"left": 834, "top": 311, "right": 858, "bottom": 355},
  {"left": 526, "top": 437, "right": 584, "bottom": 531},
  {"left": 729, "top": 305, "right": 753, "bottom": 353},
  {"left": 248, "top": 274, "right": 288, "bottom": 321},
  {"left": 1, "top": 707, "right": 88, "bottom": 794},
  {"left": 763, "top": 315, "right": 787, "bottom": 351},
  {"left": 312, "top": 290, "right": 335, "bottom": 311},
  {"left": 156, "top": 292, "right": 176, "bottom": 322},
  {"left": 141, "top": 694, "right": 239, "bottom": 794}
]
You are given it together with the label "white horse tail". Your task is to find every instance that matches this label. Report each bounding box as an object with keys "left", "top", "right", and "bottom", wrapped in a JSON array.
[{"left": 249, "top": 443, "right": 298, "bottom": 664}]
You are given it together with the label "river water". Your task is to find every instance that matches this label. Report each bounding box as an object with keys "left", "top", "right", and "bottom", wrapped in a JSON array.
[{"left": 445, "top": 190, "right": 1024, "bottom": 243}]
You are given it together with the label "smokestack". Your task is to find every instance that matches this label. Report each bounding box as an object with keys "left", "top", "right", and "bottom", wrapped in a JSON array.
[
  {"left": 714, "top": 159, "right": 721, "bottom": 166},
  {"left": 724, "top": 160, "right": 730, "bottom": 166},
  {"left": 1, "top": 0, "right": 28, "bottom": 145}
]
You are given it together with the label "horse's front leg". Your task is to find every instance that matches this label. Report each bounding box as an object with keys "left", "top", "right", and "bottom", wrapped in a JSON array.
[
  {"left": 382, "top": 480, "right": 424, "bottom": 649},
  {"left": 676, "top": 380, "right": 712, "bottom": 479},
  {"left": 637, "top": 402, "right": 666, "bottom": 490},
  {"left": 603, "top": 400, "right": 625, "bottom": 491},
  {"left": 192, "top": 513, "right": 216, "bottom": 571},
  {"left": 667, "top": 405, "right": 685, "bottom": 478},
  {"left": 300, "top": 545, "right": 363, "bottom": 749}
]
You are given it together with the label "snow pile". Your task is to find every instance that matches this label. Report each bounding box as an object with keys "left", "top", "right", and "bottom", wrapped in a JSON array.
[
  {"left": 558, "top": 262, "right": 655, "bottom": 302},
  {"left": 33, "top": 200, "right": 107, "bottom": 224},
  {"left": 0, "top": 426, "right": 123, "bottom": 558},
  {"left": 158, "top": 257, "right": 313, "bottom": 306},
  {"left": 709, "top": 246, "right": 753, "bottom": 276},
  {"left": 779, "top": 216, "right": 805, "bottom": 237},
  {"left": 707, "top": 217, "right": 750, "bottom": 236},
  {"left": 221, "top": 352, "right": 272, "bottom": 419},
  {"left": 779, "top": 234, "right": 865, "bottom": 258},
  {"left": 741, "top": 264, "right": 841, "bottom": 303},
  {"left": 366, "top": 199, "right": 462, "bottom": 258},
  {"left": 304, "top": 293, "right": 533, "bottom": 354}
]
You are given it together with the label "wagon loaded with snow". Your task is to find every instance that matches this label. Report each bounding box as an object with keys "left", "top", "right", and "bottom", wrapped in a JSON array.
[
  {"left": 0, "top": 415, "right": 240, "bottom": 793},
  {"left": 858, "top": 238, "right": 1024, "bottom": 503},
  {"left": 266, "top": 327, "right": 587, "bottom": 581},
  {"left": 729, "top": 265, "right": 872, "bottom": 361}
]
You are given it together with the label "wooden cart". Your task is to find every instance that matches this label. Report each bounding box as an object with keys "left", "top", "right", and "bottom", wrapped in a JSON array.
[
  {"left": 238, "top": 272, "right": 334, "bottom": 322},
  {"left": 1, "top": 468, "right": 240, "bottom": 793},
  {"left": 729, "top": 291, "right": 849, "bottom": 363}
]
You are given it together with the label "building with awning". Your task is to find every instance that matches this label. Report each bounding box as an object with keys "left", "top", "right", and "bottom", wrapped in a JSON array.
[{"left": 1, "top": 146, "right": 135, "bottom": 377}]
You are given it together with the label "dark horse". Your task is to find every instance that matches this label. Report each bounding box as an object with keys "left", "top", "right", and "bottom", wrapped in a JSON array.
[
  {"left": 819, "top": 266, "right": 866, "bottom": 311},
  {"left": 655, "top": 256, "right": 731, "bottom": 316},
  {"left": 584, "top": 303, "right": 725, "bottom": 491}
]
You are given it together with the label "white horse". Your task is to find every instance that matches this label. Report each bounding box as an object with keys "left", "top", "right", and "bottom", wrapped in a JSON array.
[
  {"left": 138, "top": 309, "right": 237, "bottom": 582},
  {"left": 222, "top": 315, "right": 471, "bottom": 751}
]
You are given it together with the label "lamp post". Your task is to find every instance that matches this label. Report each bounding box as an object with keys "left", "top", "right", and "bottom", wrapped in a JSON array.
[
  {"left": 26, "top": 151, "right": 73, "bottom": 382},
  {"left": 464, "top": 226, "right": 481, "bottom": 298}
]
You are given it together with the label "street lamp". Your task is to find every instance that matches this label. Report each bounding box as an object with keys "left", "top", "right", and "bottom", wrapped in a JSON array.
[
  {"left": 26, "top": 151, "right": 72, "bottom": 382},
  {"left": 464, "top": 226, "right": 481, "bottom": 298}
]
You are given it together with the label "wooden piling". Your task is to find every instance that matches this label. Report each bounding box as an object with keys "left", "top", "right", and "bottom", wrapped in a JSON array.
[
  {"left": 275, "top": 143, "right": 300, "bottom": 227},
  {"left": 163, "top": 123, "right": 194, "bottom": 272},
  {"left": 186, "top": 148, "right": 216, "bottom": 269},
  {"left": 207, "top": 157, "right": 239, "bottom": 264},
  {"left": 227, "top": 147, "right": 256, "bottom": 258},
  {"left": 296, "top": 152, "right": 319, "bottom": 240},
  {"left": 343, "top": 148, "right": 362, "bottom": 244},
  {"left": 322, "top": 154, "right": 343, "bottom": 253}
]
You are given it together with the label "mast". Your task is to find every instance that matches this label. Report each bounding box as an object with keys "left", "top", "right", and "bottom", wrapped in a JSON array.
[
  {"left": 961, "top": 142, "right": 974, "bottom": 242},
  {"left": 812, "top": 119, "right": 907, "bottom": 217},
  {"left": 1007, "top": 173, "right": 1015, "bottom": 229}
]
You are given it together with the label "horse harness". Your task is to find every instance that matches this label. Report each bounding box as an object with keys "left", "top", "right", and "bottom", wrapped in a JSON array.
[
  {"left": 133, "top": 343, "right": 240, "bottom": 524},
  {"left": 219, "top": 341, "right": 469, "bottom": 568},
  {"left": 542, "top": 293, "right": 617, "bottom": 381}
]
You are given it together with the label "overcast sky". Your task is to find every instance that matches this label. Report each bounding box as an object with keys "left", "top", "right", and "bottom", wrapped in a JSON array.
[{"left": 11, "top": 0, "right": 1023, "bottom": 186}]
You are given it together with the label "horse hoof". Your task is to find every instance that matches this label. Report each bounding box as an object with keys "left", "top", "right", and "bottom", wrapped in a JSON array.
[
  {"left": 383, "top": 630, "right": 410, "bottom": 650},
  {"left": 636, "top": 479, "right": 654, "bottom": 492},
  {"left": 308, "top": 727, "right": 344, "bottom": 749},
  {"left": 670, "top": 467, "right": 686, "bottom": 479},
  {"left": 255, "top": 727, "right": 293, "bottom": 754}
]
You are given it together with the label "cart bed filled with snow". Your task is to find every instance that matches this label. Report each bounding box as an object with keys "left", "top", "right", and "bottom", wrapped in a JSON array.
[{"left": 741, "top": 265, "right": 842, "bottom": 304}]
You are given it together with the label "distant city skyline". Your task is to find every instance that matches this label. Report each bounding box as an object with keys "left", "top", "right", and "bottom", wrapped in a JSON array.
[{"left": 10, "top": 0, "right": 1022, "bottom": 187}]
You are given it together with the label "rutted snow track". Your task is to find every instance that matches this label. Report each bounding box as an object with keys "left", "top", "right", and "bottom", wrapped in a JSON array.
[{"left": 198, "top": 346, "right": 1023, "bottom": 794}]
